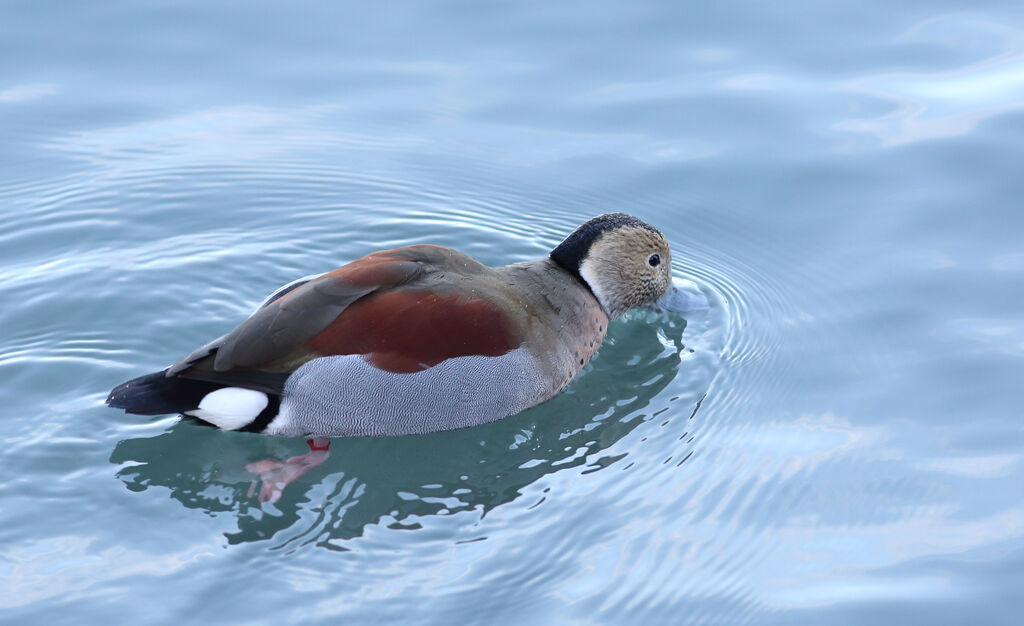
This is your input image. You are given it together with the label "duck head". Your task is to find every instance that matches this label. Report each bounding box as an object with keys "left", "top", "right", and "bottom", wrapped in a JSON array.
[{"left": 551, "top": 213, "right": 674, "bottom": 319}]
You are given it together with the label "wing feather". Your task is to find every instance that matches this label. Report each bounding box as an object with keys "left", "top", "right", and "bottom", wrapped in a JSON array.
[{"left": 168, "top": 247, "right": 434, "bottom": 383}]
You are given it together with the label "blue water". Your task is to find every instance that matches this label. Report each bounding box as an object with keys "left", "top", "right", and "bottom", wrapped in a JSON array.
[{"left": 2, "top": 1, "right": 1023, "bottom": 624}]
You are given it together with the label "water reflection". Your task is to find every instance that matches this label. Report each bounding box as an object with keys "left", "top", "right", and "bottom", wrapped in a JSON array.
[
  {"left": 0, "top": 83, "right": 57, "bottom": 103},
  {"left": 110, "top": 313, "right": 697, "bottom": 547},
  {"left": 837, "top": 16, "right": 1024, "bottom": 145}
]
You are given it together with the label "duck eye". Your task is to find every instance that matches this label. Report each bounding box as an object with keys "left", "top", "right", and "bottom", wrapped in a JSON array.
[{"left": 647, "top": 253, "right": 661, "bottom": 267}]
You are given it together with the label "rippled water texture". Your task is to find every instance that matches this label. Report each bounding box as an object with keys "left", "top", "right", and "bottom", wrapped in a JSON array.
[{"left": 3, "top": 2, "right": 1024, "bottom": 624}]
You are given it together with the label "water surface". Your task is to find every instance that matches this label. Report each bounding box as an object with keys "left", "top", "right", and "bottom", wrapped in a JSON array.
[{"left": 2, "top": 1, "right": 1023, "bottom": 624}]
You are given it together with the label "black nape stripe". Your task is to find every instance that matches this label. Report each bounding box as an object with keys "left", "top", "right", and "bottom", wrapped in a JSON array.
[
  {"left": 240, "top": 394, "right": 282, "bottom": 434},
  {"left": 549, "top": 212, "right": 662, "bottom": 281}
]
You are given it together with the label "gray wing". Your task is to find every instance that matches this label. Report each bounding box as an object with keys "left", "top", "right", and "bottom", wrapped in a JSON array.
[{"left": 165, "top": 247, "right": 444, "bottom": 380}]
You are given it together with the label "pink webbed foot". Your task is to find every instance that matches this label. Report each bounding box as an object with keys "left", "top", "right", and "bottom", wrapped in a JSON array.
[{"left": 245, "top": 438, "right": 331, "bottom": 504}]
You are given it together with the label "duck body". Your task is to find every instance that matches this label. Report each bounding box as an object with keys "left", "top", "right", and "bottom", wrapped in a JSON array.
[{"left": 107, "top": 213, "right": 673, "bottom": 438}]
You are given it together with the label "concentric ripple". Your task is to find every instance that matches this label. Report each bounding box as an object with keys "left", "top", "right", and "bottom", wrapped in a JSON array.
[{"left": 0, "top": 103, "right": 852, "bottom": 623}]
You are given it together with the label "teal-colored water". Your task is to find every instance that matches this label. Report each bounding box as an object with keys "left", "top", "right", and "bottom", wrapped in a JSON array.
[{"left": 3, "top": 2, "right": 1023, "bottom": 624}]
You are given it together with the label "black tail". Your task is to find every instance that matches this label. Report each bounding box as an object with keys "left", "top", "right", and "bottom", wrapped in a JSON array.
[{"left": 106, "top": 370, "right": 223, "bottom": 415}]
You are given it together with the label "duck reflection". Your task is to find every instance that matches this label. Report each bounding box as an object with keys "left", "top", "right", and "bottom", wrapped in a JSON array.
[{"left": 110, "top": 314, "right": 691, "bottom": 546}]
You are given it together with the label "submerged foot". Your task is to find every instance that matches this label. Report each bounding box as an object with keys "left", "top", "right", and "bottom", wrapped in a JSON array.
[{"left": 245, "top": 438, "right": 331, "bottom": 504}]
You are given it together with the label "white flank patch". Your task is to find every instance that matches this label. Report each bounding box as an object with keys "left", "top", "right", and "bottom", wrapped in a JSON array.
[{"left": 188, "top": 387, "right": 269, "bottom": 430}]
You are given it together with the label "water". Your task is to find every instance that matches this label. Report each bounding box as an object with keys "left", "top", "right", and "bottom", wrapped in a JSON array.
[{"left": 2, "top": 1, "right": 1023, "bottom": 623}]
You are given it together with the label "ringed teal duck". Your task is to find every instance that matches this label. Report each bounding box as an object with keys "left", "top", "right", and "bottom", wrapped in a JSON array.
[{"left": 108, "top": 213, "right": 678, "bottom": 440}]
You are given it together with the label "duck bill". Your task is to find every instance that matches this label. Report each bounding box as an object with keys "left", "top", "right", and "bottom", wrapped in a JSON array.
[{"left": 654, "top": 280, "right": 709, "bottom": 313}]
